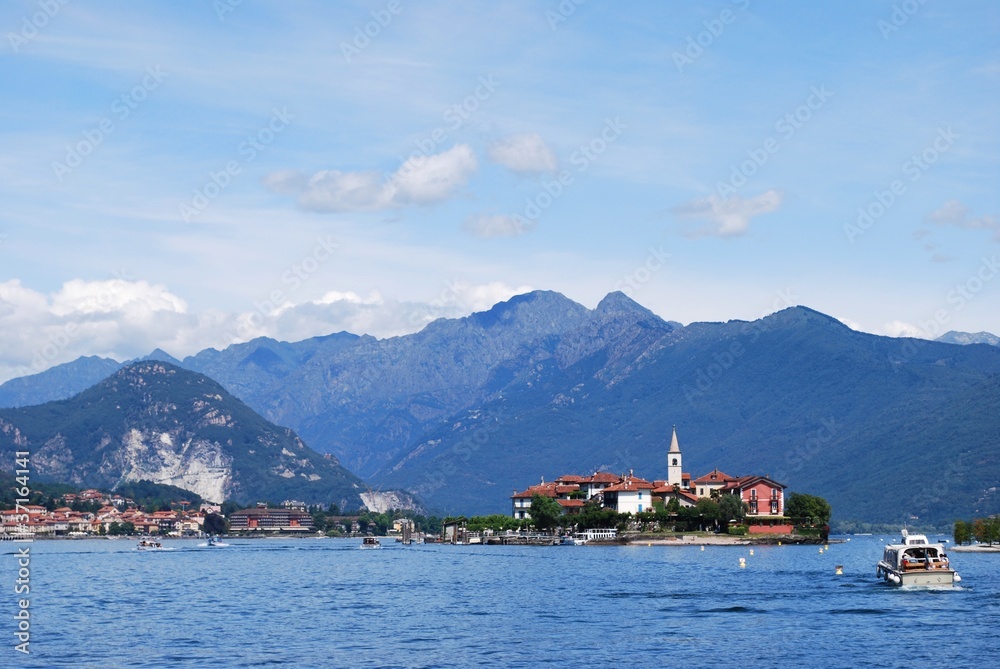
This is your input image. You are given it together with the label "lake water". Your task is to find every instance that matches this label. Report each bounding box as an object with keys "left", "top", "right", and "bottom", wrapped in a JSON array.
[{"left": 2, "top": 535, "right": 997, "bottom": 668}]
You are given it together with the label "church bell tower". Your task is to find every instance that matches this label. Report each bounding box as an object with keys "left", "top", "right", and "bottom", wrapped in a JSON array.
[{"left": 667, "top": 425, "right": 682, "bottom": 487}]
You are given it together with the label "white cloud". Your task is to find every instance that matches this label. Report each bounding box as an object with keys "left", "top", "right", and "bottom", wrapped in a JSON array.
[
  {"left": 672, "top": 190, "right": 783, "bottom": 238},
  {"left": 463, "top": 213, "right": 535, "bottom": 238},
  {"left": 265, "top": 145, "right": 478, "bottom": 213},
  {"left": 880, "top": 320, "right": 933, "bottom": 339},
  {"left": 0, "top": 278, "right": 535, "bottom": 384},
  {"left": 926, "top": 200, "right": 1000, "bottom": 239},
  {"left": 487, "top": 133, "right": 557, "bottom": 173},
  {"left": 50, "top": 279, "right": 187, "bottom": 317}
]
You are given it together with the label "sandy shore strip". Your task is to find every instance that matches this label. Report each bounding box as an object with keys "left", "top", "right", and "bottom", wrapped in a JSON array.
[{"left": 950, "top": 544, "right": 1000, "bottom": 553}]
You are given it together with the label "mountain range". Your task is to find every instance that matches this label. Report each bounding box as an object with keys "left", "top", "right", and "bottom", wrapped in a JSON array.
[
  {"left": 2, "top": 291, "right": 999, "bottom": 525},
  {"left": 0, "top": 361, "right": 367, "bottom": 508}
]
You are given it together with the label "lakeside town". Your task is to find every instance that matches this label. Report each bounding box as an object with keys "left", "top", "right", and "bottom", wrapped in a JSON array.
[
  {"left": 2, "top": 428, "right": 831, "bottom": 544},
  {"left": 4, "top": 429, "right": 998, "bottom": 547}
]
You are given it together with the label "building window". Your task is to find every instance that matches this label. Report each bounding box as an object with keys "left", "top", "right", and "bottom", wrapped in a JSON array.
[
  {"left": 749, "top": 501, "right": 758, "bottom": 515},
  {"left": 672, "top": 458, "right": 678, "bottom": 466},
  {"left": 638, "top": 504, "right": 643, "bottom": 513}
]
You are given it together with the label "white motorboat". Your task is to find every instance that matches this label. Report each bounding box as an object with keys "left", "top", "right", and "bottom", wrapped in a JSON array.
[
  {"left": 876, "top": 529, "right": 960, "bottom": 587},
  {"left": 136, "top": 538, "right": 172, "bottom": 551},
  {"left": 360, "top": 536, "right": 382, "bottom": 549}
]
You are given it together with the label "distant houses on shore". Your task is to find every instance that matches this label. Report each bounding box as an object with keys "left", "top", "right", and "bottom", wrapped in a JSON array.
[{"left": 510, "top": 427, "right": 789, "bottom": 532}]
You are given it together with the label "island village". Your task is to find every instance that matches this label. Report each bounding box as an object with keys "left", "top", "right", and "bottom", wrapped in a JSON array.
[{"left": 508, "top": 427, "right": 793, "bottom": 536}]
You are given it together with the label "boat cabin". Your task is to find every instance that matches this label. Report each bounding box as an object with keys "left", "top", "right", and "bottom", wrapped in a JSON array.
[{"left": 883, "top": 532, "right": 951, "bottom": 571}]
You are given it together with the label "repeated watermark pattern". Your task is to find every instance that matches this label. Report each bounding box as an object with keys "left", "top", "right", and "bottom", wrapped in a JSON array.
[
  {"left": 340, "top": 0, "right": 402, "bottom": 63},
  {"left": 6, "top": 0, "right": 70, "bottom": 53},
  {"left": 52, "top": 66, "right": 168, "bottom": 182},
  {"left": 614, "top": 245, "right": 671, "bottom": 298},
  {"left": 716, "top": 85, "right": 833, "bottom": 198},
  {"left": 179, "top": 107, "right": 292, "bottom": 222},
  {"left": 683, "top": 288, "right": 798, "bottom": 404},
  {"left": 888, "top": 254, "right": 1000, "bottom": 364},
  {"left": 213, "top": 0, "right": 242, "bottom": 21},
  {"left": 223, "top": 235, "right": 339, "bottom": 345},
  {"left": 414, "top": 410, "right": 504, "bottom": 499},
  {"left": 844, "top": 126, "right": 958, "bottom": 244},
  {"left": 384, "top": 74, "right": 499, "bottom": 189},
  {"left": 877, "top": 0, "right": 930, "bottom": 40},
  {"left": 672, "top": 0, "right": 751, "bottom": 72},
  {"left": 25, "top": 268, "right": 134, "bottom": 375},
  {"left": 515, "top": 116, "right": 626, "bottom": 225},
  {"left": 771, "top": 417, "right": 838, "bottom": 485},
  {"left": 546, "top": 0, "right": 586, "bottom": 31}
]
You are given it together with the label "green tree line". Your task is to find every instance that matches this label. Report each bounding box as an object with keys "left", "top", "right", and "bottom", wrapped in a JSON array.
[{"left": 954, "top": 516, "right": 1000, "bottom": 545}]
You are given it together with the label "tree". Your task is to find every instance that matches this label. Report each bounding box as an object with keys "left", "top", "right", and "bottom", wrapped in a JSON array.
[
  {"left": 785, "top": 493, "right": 832, "bottom": 525},
  {"left": 718, "top": 494, "right": 746, "bottom": 531},
  {"left": 694, "top": 498, "right": 720, "bottom": 532},
  {"left": 973, "top": 518, "right": 987, "bottom": 544},
  {"left": 529, "top": 494, "right": 563, "bottom": 531},
  {"left": 203, "top": 513, "right": 228, "bottom": 535},
  {"left": 954, "top": 520, "right": 971, "bottom": 545}
]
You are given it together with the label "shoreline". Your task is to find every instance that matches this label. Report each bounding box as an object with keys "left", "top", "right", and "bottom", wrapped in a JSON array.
[
  {"left": 950, "top": 544, "right": 1000, "bottom": 553},
  {"left": 612, "top": 534, "right": 836, "bottom": 546}
]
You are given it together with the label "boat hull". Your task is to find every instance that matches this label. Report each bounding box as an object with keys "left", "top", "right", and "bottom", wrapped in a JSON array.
[{"left": 877, "top": 562, "right": 956, "bottom": 587}]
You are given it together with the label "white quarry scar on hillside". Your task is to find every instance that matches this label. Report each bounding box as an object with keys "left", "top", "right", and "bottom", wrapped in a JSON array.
[{"left": 117, "top": 429, "right": 233, "bottom": 502}]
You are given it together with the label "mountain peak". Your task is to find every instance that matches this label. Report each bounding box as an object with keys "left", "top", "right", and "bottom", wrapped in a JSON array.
[
  {"left": 595, "top": 291, "right": 657, "bottom": 317},
  {"left": 937, "top": 330, "right": 1000, "bottom": 347},
  {"left": 763, "top": 305, "right": 850, "bottom": 331},
  {"left": 138, "top": 348, "right": 182, "bottom": 366},
  {"left": 468, "top": 290, "right": 585, "bottom": 328}
]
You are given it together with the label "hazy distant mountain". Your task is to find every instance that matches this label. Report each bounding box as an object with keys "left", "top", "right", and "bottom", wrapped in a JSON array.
[
  {"left": 936, "top": 330, "right": 1000, "bottom": 347},
  {"left": 0, "top": 356, "right": 123, "bottom": 408},
  {"left": 3, "top": 291, "right": 1000, "bottom": 525},
  {"left": 0, "top": 361, "right": 367, "bottom": 508}
]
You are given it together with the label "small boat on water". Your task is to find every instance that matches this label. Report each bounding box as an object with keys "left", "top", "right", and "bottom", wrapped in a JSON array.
[
  {"left": 198, "top": 536, "right": 230, "bottom": 547},
  {"left": 876, "top": 529, "right": 961, "bottom": 587},
  {"left": 360, "top": 537, "right": 382, "bottom": 549},
  {"left": 137, "top": 538, "right": 168, "bottom": 551}
]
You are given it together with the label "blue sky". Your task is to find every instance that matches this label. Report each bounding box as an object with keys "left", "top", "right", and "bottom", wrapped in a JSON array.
[{"left": 1, "top": 0, "right": 998, "bottom": 382}]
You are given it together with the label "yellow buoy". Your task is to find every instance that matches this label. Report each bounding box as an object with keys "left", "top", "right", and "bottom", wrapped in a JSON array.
[
  {"left": 819, "top": 547, "right": 824, "bottom": 554},
  {"left": 835, "top": 565, "right": 844, "bottom": 575},
  {"left": 647, "top": 543, "right": 651, "bottom": 547},
  {"left": 777, "top": 541, "right": 781, "bottom": 546},
  {"left": 825, "top": 544, "right": 830, "bottom": 550},
  {"left": 739, "top": 557, "right": 746, "bottom": 568},
  {"left": 749, "top": 549, "right": 754, "bottom": 556},
  {"left": 700, "top": 545, "right": 705, "bottom": 551}
]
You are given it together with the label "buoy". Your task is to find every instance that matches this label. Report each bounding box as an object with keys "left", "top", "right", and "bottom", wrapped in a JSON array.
[
  {"left": 700, "top": 545, "right": 705, "bottom": 551},
  {"left": 835, "top": 565, "right": 843, "bottom": 575},
  {"left": 647, "top": 543, "right": 651, "bottom": 547},
  {"left": 819, "top": 547, "right": 824, "bottom": 554},
  {"left": 954, "top": 573, "right": 962, "bottom": 583},
  {"left": 749, "top": 549, "right": 754, "bottom": 556},
  {"left": 825, "top": 544, "right": 829, "bottom": 550},
  {"left": 739, "top": 557, "right": 746, "bottom": 568},
  {"left": 777, "top": 541, "right": 781, "bottom": 546}
]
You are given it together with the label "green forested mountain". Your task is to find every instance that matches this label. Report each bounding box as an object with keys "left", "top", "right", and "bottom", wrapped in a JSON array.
[{"left": 0, "top": 362, "right": 366, "bottom": 508}]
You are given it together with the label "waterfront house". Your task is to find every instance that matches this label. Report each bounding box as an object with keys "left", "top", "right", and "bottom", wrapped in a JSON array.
[
  {"left": 599, "top": 473, "right": 656, "bottom": 514},
  {"left": 228, "top": 507, "right": 314, "bottom": 532},
  {"left": 692, "top": 469, "right": 739, "bottom": 498}
]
